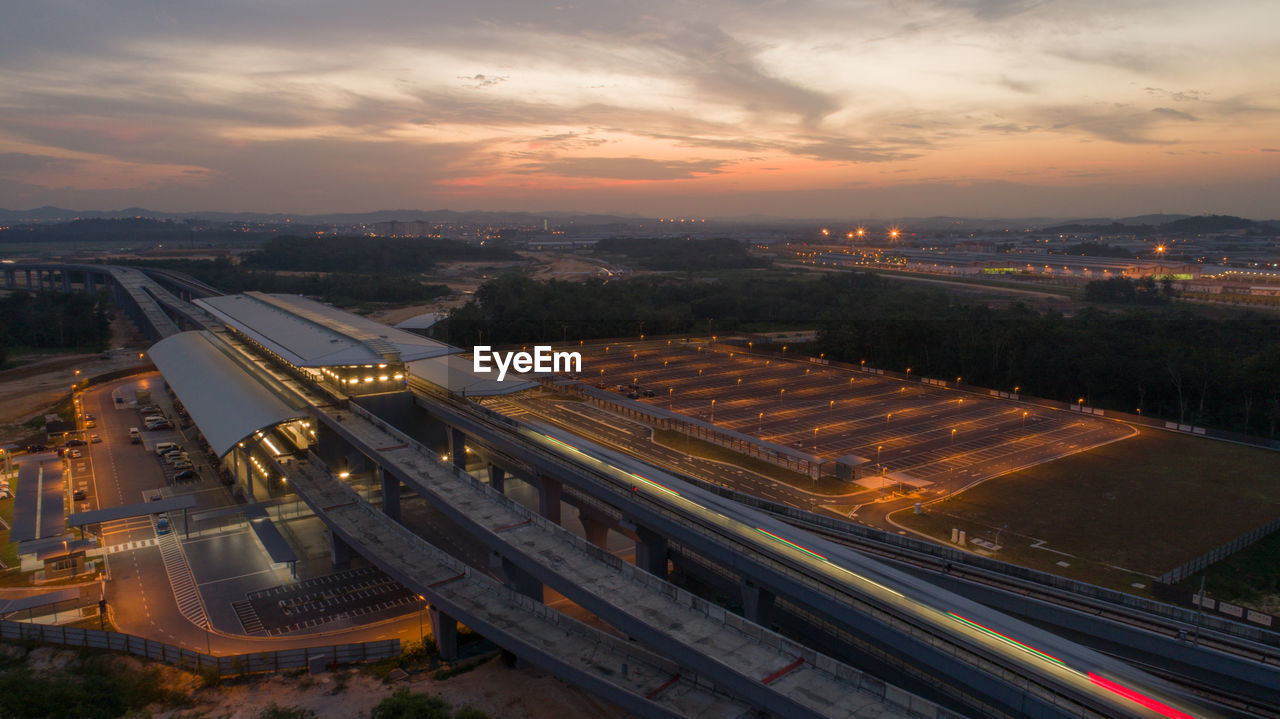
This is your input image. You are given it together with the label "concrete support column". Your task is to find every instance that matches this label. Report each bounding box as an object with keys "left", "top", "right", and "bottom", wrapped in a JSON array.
[
  {"left": 449, "top": 427, "right": 466, "bottom": 469},
  {"left": 62, "top": 272, "right": 70, "bottom": 291},
  {"left": 24, "top": 270, "right": 31, "bottom": 290},
  {"left": 535, "top": 475, "right": 561, "bottom": 524},
  {"left": 86, "top": 274, "right": 96, "bottom": 294},
  {"left": 578, "top": 509, "right": 610, "bottom": 548},
  {"left": 3, "top": 269, "right": 12, "bottom": 289},
  {"left": 489, "top": 551, "right": 542, "bottom": 602},
  {"left": 635, "top": 525, "right": 669, "bottom": 578},
  {"left": 488, "top": 465, "right": 505, "bottom": 494},
  {"left": 378, "top": 465, "right": 400, "bottom": 521},
  {"left": 741, "top": 578, "right": 776, "bottom": 626},
  {"left": 329, "top": 530, "right": 352, "bottom": 571},
  {"left": 428, "top": 607, "right": 458, "bottom": 662}
]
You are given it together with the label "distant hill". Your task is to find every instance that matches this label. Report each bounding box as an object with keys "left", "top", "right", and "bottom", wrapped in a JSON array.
[
  {"left": 0, "top": 206, "right": 650, "bottom": 228},
  {"left": 1044, "top": 214, "right": 1279, "bottom": 236}
]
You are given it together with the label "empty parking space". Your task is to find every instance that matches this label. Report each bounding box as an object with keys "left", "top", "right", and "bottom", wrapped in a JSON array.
[{"left": 568, "top": 340, "right": 1133, "bottom": 488}]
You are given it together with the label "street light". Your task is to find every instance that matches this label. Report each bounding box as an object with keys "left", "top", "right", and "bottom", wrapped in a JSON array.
[
  {"left": 758, "top": 411, "right": 764, "bottom": 432},
  {"left": 710, "top": 398, "right": 715, "bottom": 423},
  {"left": 951, "top": 428, "right": 957, "bottom": 445}
]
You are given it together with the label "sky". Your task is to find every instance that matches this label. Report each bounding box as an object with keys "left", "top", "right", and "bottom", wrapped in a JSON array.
[{"left": 1, "top": 0, "right": 1278, "bottom": 219}]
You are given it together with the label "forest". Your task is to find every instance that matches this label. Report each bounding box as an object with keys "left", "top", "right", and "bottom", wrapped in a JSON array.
[
  {"left": 436, "top": 272, "right": 1280, "bottom": 438},
  {"left": 0, "top": 290, "right": 112, "bottom": 364},
  {"left": 594, "top": 237, "right": 772, "bottom": 270},
  {"left": 240, "top": 235, "right": 517, "bottom": 274},
  {"left": 127, "top": 257, "right": 450, "bottom": 307}
]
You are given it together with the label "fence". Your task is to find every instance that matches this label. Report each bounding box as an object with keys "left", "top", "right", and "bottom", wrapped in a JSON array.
[
  {"left": 0, "top": 620, "right": 400, "bottom": 676},
  {"left": 1159, "top": 515, "right": 1280, "bottom": 585}
]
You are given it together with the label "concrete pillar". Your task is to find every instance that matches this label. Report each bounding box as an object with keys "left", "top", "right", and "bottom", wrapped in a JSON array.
[
  {"left": 578, "top": 510, "right": 610, "bottom": 548},
  {"left": 24, "top": 270, "right": 31, "bottom": 290},
  {"left": 488, "top": 465, "right": 505, "bottom": 494},
  {"left": 490, "top": 551, "right": 542, "bottom": 601},
  {"left": 741, "top": 578, "right": 776, "bottom": 626},
  {"left": 3, "top": 269, "right": 12, "bottom": 290},
  {"left": 635, "top": 525, "right": 669, "bottom": 578},
  {"left": 535, "top": 475, "right": 561, "bottom": 524},
  {"left": 378, "top": 465, "right": 400, "bottom": 521},
  {"left": 329, "top": 530, "right": 351, "bottom": 571},
  {"left": 86, "top": 274, "right": 96, "bottom": 294},
  {"left": 429, "top": 607, "right": 458, "bottom": 661},
  {"left": 449, "top": 427, "right": 466, "bottom": 469},
  {"left": 62, "top": 272, "right": 70, "bottom": 291}
]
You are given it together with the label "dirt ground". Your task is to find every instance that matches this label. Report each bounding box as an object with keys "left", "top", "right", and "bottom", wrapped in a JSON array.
[
  {"left": 0, "top": 310, "right": 150, "bottom": 445},
  {"left": 153, "top": 656, "right": 616, "bottom": 719},
  {"left": 519, "top": 251, "right": 615, "bottom": 282}
]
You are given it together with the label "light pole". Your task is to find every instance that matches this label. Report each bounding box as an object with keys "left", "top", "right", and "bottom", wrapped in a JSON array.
[
  {"left": 779, "top": 388, "right": 785, "bottom": 404},
  {"left": 758, "top": 411, "right": 763, "bottom": 433},
  {"left": 710, "top": 398, "right": 715, "bottom": 423},
  {"left": 877, "top": 445, "right": 882, "bottom": 464},
  {"left": 668, "top": 387, "right": 673, "bottom": 408},
  {"left": 951, "top": 428, "right": 956, "bottom": 445}
]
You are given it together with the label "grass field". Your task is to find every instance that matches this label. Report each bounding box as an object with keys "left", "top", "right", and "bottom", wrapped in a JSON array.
[{"left": 894, "top": 427, "right": 1280, "bottom": 593}]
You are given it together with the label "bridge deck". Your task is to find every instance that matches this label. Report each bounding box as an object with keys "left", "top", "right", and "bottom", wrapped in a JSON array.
[
  {"left": 314, "top": 402, "right": 922, "bottom": 719},
  {"left": 280, "top": 455, "right": 752, "bottom": 719}
]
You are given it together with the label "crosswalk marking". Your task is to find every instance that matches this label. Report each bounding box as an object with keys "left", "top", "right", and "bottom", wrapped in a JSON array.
[{"left": 152, "top": 517, "right": 210, "bottom": 629}]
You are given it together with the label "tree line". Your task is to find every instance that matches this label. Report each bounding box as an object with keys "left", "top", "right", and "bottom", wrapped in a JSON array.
[
  {"left": 436, "top": 272, "right": 1280, "bottom": 438},
  {"left": 126, "top": 257, "right": 452, "bottom": 307},
  {"left": 595, "top": 237, "right": 771, "bottom": 271},
  {"left": 0, "top": 290, "right": 111, "bottom": 363},
  {"left": 242, "top": 235, "right": 517, "bottom": 274}
]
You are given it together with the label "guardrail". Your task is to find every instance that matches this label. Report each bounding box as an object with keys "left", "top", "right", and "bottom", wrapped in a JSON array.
[{"left": 0, "top": 620, "right": 400, "bottom": 675}]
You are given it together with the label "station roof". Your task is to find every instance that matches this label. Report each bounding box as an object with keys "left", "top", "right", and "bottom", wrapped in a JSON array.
[
  {"left": 147, "top": 331, "right": 309, "bottom": 457},
  {"left": 196, "top": 292, "right": 456, "bottom": 367},
  {"left": 408, "top": 354, "right": 540, "bottom": 396},
  {"left": 10, "top": 455, "right": 64, "bottom": 543}
]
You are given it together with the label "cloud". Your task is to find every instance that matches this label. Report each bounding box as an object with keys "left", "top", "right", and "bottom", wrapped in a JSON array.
[
  {"left": 458, "top": 74, "right": 508, "bottom": 89},
  {"left": 510, "top": 156, "right": 727, "bottom": 180},
  {"left": 786, "top": 138, "right": 921, "bottom": 163}
]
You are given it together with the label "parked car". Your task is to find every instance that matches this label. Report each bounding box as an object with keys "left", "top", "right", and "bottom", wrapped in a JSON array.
[
  {"left": 83, "top": 414, "right": 95, "bottom": 421},
  {"left": 73, "top": 489, "right": 87, "bottom": 501},
  {"left": 84, "top": 420, "right": 96, "bottom": 428},
  {"left": 69, "top": 449, "right": 82, "bottom": 459},
  {"left": 155, "top": 517, "right": 171, "bottom": 535},
  {"left": 173, "top": 469, "right": 197, "bottom": 481},
  {"left": 66, "top": 438, "right": 87, "bottom": 447},
  {"left": 90, "top": 434, "right": 101, "bottom": 443},
  {"left": 147, "top": 422, "right": 172, "bottom": 431},
  {"left": 154, "top": 442, "right": 180, "bottom": 455},
  {"left": 170, "top": 461, "right": 193, "bottom": 470}
]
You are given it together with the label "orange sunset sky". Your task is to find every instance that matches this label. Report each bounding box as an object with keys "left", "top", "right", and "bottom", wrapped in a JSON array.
[{"left": 2, "top": 1, "right": 1278, "bottom": 218}]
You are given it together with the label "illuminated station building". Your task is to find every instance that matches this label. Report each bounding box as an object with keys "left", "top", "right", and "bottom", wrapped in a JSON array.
[{"left": 196, "top": 291, "right": 457, "bottom": 396}]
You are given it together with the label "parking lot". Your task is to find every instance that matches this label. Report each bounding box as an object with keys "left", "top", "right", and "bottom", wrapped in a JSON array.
[{"left": 569, "top": 340, "right": 1134, "bottom": 489}]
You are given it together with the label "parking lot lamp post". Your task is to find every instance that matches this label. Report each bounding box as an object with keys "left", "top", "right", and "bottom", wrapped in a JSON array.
[
  {"left": 758, "top": 412, "right": 763, "bottom": 433},
  {"left": 418, "top": 595, "right": 426, "bottom": 644},
  {"left": 951, "top": 428, "right": 956, "bottom": 445},
  {"left": 710, "top": 399, "right": 715, "bottom": 423},
  {"left": 668, "top": 388, "right": 673, "bottom": 408}
]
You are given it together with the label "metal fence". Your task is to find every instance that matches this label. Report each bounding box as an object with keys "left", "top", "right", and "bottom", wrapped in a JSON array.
[
  {"left": 0, "top": 620, "right": 400, "bottom": 676},
  {"left": 1159, "top": 515, "right": 1280, "bottom": 585}
]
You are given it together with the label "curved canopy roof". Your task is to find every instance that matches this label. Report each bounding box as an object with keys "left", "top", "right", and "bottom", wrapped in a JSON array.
[
  {"left": 147, "top": 331, "right": 309, "bottom": 457},
  {"left": 196, "top": 292, "right": 455, "bottom": 367}
]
